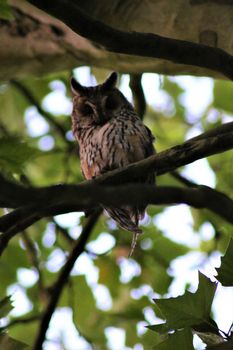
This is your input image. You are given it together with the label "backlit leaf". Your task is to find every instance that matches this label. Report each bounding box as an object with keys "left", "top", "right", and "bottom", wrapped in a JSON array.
[
  {"left": 152, "top": 272, "right": 217, "bottom": 330},
  {"left": 216, "top": 239, "right": 233, "bottom": 286},
  {"left": 153, "top": 328, "right": 194, "bottom": 350},
  {"left": 0, "top": 296, "right": 13, "bottom": 319}
]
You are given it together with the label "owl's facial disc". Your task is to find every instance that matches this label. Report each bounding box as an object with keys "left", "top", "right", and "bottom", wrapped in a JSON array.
[
  {"left": 80, "top": 102, "right": 94, "bottom": 116},
  {"left": 80, "top": 100, "right": 108, "bottom": 126}
]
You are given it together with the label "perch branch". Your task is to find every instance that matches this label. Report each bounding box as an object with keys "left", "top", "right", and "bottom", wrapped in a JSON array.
[
  {"left": 27, "top": 0, "right": 233, "bottom": 79},
  {"left": 0, "top": 183, "right": 233, "bottom": 256},
  {"left": 0, "top": 123, "right": 232, "bottom": 208},
  {"left": 0, "top": 124, "right": 232, "bottom": 254}
]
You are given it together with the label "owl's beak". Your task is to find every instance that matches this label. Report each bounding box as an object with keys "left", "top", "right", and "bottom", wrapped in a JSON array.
[{"left": 93, "top": 106, "right": 108, "bottom": 125}]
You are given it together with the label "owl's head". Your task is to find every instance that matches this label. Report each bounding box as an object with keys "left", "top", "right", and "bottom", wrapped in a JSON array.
[{"left": 71, "top": 72, "right": 132, "bottom": 128}]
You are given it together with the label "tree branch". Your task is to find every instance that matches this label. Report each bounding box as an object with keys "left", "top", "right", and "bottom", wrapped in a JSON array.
[
  {"left": 32, "top": 209, "right": 101, "bottom": 350},
  {"left": 129, "top": 74, "right": 146, "bottom": 119},
  {"left": 0, "top": 123, "right": 232, "bottom": 208},
  {"left": 0, "top": 314, "right": 41, "bottom": 332},
  {"left": 10, "top": 80, "right": 70, "bottom": 146},
  {"left": 27, "top": 0, "right": 233, "bottom": 79},
  {"left": 21, "top": 231, "right": 44, "bottom": 292},
  {"left": 0, "top": 123, "right": 232, "bottom": 255},
  {"left": 95, "top": 129, "right": 233, "bottom": 185},
  {"left": 0, "top": 182, "right": 233, "bottom": 256}
]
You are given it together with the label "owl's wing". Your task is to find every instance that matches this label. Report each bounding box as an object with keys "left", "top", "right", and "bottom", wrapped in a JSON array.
[
  {"left": 124, "top": 124, "right": 155, "bottom": 222},
  {"left": 144, "top": 125, "right": 156, "bottom": 157}
]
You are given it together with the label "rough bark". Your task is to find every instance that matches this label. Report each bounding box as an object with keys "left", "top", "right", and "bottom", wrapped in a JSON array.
[{"left": 1, "top": 0, "right": 233, "bottom": 80}]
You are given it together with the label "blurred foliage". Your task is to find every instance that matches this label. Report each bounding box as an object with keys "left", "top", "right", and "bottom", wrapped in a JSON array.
[
  {"left": 0, "top": 296, "right": 28, "bottom": 349},
  {"left": 0, "top": 0, "right": 13, "bottom": 20},
  {"left": 0, "top": 68, "right": 232, "bottom": 350}
]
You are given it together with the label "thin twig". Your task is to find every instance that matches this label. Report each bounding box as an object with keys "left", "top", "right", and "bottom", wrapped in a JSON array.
[
  {"left": 53, "top": 219, "right": 75, "bottom": 245},
  {"left": 32, "top": 208, "right": 101, "bottom": 350},
  {"left": 170, "top": 171, "right": 197, "bottom": 187},
  {"left": 21, "top": 231, "right": 44, "bottom": 292},
  {"left": 10, "top": 79, "right": 70, "bottom": 146},
  {"left": 0, "top": 314, "right": 41, "bottom": 332}
]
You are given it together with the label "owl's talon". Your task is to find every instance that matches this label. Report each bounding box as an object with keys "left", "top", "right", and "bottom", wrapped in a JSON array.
[{"left": 128, "top": 231, "right": 140, "bottom": 258}]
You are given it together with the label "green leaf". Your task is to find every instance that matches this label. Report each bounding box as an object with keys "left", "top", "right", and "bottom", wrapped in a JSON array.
[
  {"left": 0, "top": 137, "right": 40, "bottom": 173},
  {"left": 150, "top": 234, "right": 190, "bottom": 266},
  {"left": 163, "top": 77, "right": 185, "bottom": 100},
  {"left": 0, "top": 296, "right": 13, "bottom": 319},
  {"left": 213, "top": 80, "right": 233, "bottom": 114},
  {"left": 95, "top": 256, "right": 120, "bottom": 298},
  {"left": 192, "top": 318, "right": 224, "bottom": 346},
  {"left": 0, "top": 0, "right": 13, "bottom": 20},
  {"left": 153, "top": 328, "right": 194, "bottom": 350},
  {"left": 216, "top": 239, "right": 233, "bottom": 287},
  {"left": 0, "top": 241, "right": 30, "bottom": 295},
  {"left": 152, "top": 272, "right": 217, "bottom": 330},
  {"left": 0, "top": 333, "right": 28, "bottom": 350},
  {"left": 72, "top": 275, "right": 97, "bottom": 332},
  {"left": 8, "top": 319, "right": 38, "bottom": 347},
  {"left": 72, "top": 275, "right": 107, "bottom": 345},
  {"left": 206, "top": 338, "right": 233, "bottom": 350},
  {"left": 147, "top": 323, "right": 171, "bottom": 334}
]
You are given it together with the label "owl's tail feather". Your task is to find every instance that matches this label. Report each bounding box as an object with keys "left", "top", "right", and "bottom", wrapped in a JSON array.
[
  {"left": 105, "top": 207, "right": 143, "bottom": 256},
  {"left": 128, "top": 231, "right": 141, "bottom": 257}
]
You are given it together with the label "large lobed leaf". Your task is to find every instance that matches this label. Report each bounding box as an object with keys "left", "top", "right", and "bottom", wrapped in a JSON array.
[
  {"left": 153, "top": 328, "right": 194, "bottom": 350},
  {"left": 0, "top": 295, "right": 13, "bottom": 319},
  {"left": 150, "top": 272, "right": 217, "bottom": 332},
  {"left": 216, "top": 239, "right": 233, "bottom": 287}
]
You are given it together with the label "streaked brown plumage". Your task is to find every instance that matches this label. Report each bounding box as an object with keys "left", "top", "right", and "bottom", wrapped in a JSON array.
[{"left": 71, "top": 72, "right": 155, "bottom": 253}]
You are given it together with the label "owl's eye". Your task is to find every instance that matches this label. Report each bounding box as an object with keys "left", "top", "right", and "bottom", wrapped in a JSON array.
[
  {"left": 105, "top": 94, "right": 118, "bottom": 110},
  {"left": 81, "top": 104, "right": 93, "bottom": 116}
]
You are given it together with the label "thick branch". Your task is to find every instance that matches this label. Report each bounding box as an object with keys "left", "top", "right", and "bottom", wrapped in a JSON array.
[
  {"left": 129, "top": 74, "right": 146, "bottom": 119},
  {"left": 95, "top": 130, "right": 233, "bottom": 185},
  {"left": 33, "top": 209, "right": 100, "bottom": 350},
  {"left": 0, "top": 124, "right": 233, "bottom": 208},
  {"left": 27, "top": 0, "right": 233, "bottom": 79},
  {"left": 0, "top": 124, "right": 232, "bottom": 254},
  {"left": 0, "top": 183, "right": 233, "bottom": 257}
]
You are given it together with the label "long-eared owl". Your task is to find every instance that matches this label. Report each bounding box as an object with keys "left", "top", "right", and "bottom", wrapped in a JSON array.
[{"left": 71, "top": 72, "right": 155, "bottom": 252}]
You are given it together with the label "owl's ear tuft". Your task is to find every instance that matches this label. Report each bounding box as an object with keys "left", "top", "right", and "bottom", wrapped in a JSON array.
[
  {"left": 102, "top": 72, "right": 118, "bottom": 90},
  {"left": 70, "top": 77, "right": 86, "bottom": 95}
]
